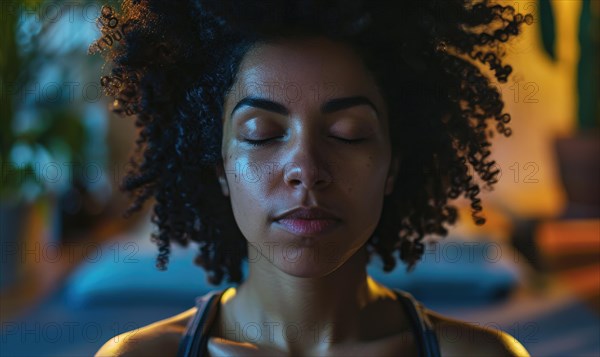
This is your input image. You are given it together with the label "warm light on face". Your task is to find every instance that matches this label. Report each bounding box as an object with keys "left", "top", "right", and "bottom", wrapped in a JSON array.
[{"left": 218, "top": 37, "right": 397, "bottom": 277}]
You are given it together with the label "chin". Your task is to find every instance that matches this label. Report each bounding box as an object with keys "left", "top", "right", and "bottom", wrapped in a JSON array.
[{"left": 271, "top": 249, "right": 346, "bottom": 278}]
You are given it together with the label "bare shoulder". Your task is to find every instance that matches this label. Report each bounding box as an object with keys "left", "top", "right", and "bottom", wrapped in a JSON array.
[
  {"left": 94, "top": 307, "right": 196, "bottom": 357},
  {"left": 426, "top": 309, "right": 531, "bottom": 357}
]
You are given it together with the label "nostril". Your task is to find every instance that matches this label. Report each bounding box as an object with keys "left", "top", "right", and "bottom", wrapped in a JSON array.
[{"left": 282, "top": 161, "right": 333, "bottom": 190}]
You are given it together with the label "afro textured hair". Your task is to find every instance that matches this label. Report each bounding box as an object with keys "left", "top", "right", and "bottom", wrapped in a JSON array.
[{"left": 90, "top": 0, "right": 533, "bottom": 285}]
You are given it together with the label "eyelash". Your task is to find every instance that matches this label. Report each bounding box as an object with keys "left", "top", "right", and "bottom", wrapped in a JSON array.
[{"left": 243, "top": 137, "right": 365, "bottom": 147}]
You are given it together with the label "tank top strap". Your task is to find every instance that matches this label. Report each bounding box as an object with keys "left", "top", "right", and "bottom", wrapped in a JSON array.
[
  {"left": 178, "top": 287, "right": 440, "bottom": 356},
  {"left": 392, "top": 289, "right": 442, "bottom": 357},
  {"left": 177, "top": 288, "right": 227, "bottom": 357}
]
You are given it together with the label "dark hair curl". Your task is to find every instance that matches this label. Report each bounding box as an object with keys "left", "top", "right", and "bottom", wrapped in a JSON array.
[{"left": 90, "top": 0, "right": 533, "bottom": 285}]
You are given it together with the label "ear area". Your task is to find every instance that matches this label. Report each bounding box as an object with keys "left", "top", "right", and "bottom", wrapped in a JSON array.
[
  {"left": 384, "top": 155, "right": 400, "bottom": 196},
  {"left": 215, "top": 162, "right": 230, "bottom": 197}
]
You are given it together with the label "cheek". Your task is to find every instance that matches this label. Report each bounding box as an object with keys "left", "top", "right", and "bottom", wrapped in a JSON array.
[
  {"left": 226, "top": 157, "right": 274, "bottom": 235},
  {"left": 342, "top": 154, "right": 388, "bottom": 198},
  {"left": 341, "top": 155, "right": 389, "bottom": 226}
]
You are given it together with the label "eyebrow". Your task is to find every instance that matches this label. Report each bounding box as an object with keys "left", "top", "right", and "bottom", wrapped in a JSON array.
[{"left": 230, "top": 96, "right": 379, "bottom": 118}]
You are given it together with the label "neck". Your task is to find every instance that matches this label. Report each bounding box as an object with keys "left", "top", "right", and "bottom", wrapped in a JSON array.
[{"left": 225, "top": 244, "right": 383, "bottom": 355}]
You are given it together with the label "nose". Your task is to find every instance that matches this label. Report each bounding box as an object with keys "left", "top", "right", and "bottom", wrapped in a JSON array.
[{"left": 283, "top": 137, "right": 334, "bottom": 191}]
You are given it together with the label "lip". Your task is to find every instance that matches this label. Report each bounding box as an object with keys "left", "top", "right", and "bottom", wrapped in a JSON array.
[
  {"left": 275, "top": 218, "right": 340, "bottom": 236},
  {"left": 273, "top": 207, "right": 340, "bottom": 221},
  {"left": 273, "top": 207, "right": 341, "bottom": 236}
]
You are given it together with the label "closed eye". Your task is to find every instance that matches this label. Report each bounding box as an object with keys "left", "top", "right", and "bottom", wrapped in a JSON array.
[
  {"left": 242, "top": 137, "right": 281, "bottom": 147},
  {"left": 331, "top": 137, "right": 366, "bottom": 144},
  {"left": 242, "top": 136, "right": 365, "bottom": 147}
]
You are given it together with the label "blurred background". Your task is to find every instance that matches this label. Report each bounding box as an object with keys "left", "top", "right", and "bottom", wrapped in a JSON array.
[{"left": 0, "top": 0, "right": 598, "bottom": 356}]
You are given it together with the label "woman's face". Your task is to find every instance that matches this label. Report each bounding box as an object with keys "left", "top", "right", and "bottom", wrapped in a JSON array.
[{"left": 218, "top": 37, "right": 398, "bottom": 277}]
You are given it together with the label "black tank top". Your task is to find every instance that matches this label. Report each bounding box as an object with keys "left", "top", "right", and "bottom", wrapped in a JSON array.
[{"left": 177, "top": 287, "right": 441, "bottom": 357}]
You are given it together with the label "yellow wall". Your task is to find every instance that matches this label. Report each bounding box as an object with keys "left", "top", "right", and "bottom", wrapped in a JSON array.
[{"left": 452, "top": 0, "right": 584, "bottom": 238}]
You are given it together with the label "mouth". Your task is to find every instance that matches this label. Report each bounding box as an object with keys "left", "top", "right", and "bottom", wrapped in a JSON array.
[
  {"left": 273, "top": 206, "right": 341, "bottom": 236},
  {"left": 273, "top": 206, "right": 339, "bottom": 220},
  {"left": 274, "top": 218, "right": 340, "bottom": 236}
]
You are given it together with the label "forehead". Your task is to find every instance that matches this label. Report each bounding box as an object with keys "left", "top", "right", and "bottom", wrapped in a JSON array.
[{"left": 227, "top": 37, "right": 384, "bottom": 107}]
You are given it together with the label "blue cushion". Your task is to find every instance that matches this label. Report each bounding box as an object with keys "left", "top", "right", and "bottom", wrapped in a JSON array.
[
  {"left": 64, "top": 236, "right": 520, "bottom": 307},
  {"left": 64, "top": 238, "right": 238, "bottom": 307},
  {"left": 367, "top": 237, "right": 521, "bottom": 304}
]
